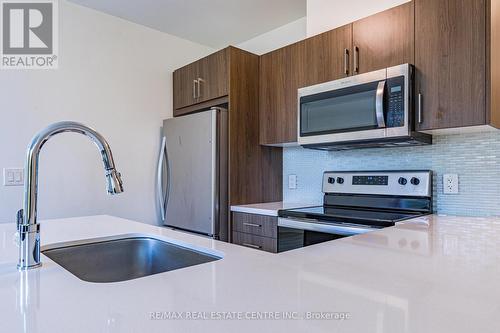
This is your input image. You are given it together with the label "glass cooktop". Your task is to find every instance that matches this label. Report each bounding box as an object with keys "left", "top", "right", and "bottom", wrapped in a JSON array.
[{"left": 278, "top": 206, "right": 423, "bottom": 228}]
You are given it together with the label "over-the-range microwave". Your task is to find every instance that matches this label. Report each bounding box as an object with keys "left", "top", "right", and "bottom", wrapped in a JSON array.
[{"left": 297, "top": 64, "right": 431, "bottom": 150}]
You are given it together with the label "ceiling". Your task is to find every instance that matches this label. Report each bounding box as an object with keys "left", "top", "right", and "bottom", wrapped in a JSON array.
[{"left": 68, "top": 0, "right": 307, "bottom": 48}]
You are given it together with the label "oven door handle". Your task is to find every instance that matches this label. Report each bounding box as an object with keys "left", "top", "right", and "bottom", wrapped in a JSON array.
[
  {"left": 278, "top": 217, "right": 379, "bottom": 236},
  {"left": 375, "top": 80, "right": 386, "bottom": 128}
]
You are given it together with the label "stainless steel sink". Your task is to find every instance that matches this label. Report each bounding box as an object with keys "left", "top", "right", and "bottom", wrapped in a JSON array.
[{"left": 42, "top": 236, "right": 221, "bottom": 283}]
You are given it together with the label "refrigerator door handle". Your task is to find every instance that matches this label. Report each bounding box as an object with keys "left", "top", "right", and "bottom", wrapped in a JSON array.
[{"left": 157, "top": 136, "right": 169, "bottom": 222}]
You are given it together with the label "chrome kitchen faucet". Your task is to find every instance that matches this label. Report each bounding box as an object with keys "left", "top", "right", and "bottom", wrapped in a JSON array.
[{"left": 17, "top": 121, "right": 124, "bottom": 270}]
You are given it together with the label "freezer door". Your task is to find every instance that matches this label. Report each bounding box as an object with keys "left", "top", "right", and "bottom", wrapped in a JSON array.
[{"left": 163, "top": 110, "right": 217, "bottom": 235}]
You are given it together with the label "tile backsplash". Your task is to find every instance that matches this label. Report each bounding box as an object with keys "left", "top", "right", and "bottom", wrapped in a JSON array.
[{"left": 283, "top": 131, "right": 500, "bottom": 217}]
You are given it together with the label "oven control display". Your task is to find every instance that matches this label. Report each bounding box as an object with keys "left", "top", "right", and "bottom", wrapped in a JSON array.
[{"left": 352, "top": 175, "right": 388, "bottom": 186}]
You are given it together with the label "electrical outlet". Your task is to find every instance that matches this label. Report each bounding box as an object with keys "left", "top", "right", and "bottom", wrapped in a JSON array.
[
  {"left": 3, "top": 168, "right": 24, "bottom": 186},
  {"left": 443, "top": 174, "right": 459, "bottom": 194},
  {"left": 288, "top": 174, "right": 297, "bottom": 189}
]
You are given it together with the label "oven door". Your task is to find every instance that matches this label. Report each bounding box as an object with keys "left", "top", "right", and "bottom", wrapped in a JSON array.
[
  {"left": 277, "top": 217, "right": 380, "bottom": 252},
  {"left": 298, "top": 64, "right": 410, "bottom": 146}
]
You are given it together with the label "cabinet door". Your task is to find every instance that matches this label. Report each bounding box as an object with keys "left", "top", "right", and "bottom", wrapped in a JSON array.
[
  {"left": 259, "top": 26, "right": 352, "bottom": 145},
  {"left": 415, "top": 0, "right": 486, "bottom": 130},
  {"left": 173, "top": 62, "right": 199, "bottom": 110},
  {"left": 259, "top": 45, "right": 296, "bottom": 145},
  {"left": 197, "top": 48, "right": 228, "bottom": 104},
  {"left": 299, "top": 25, "right": 352, "bottom": 87},
  {"left": 352, "top": 2, "right": 414, "bottom": 74}
]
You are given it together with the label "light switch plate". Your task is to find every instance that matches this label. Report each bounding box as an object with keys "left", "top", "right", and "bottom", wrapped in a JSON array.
[
  {"left": 443, "top": 174, "right": 459, "bottom": 194},
  {"left": 3, "top": 168, "right": 24, "bottom": 186},
  {"left": 288, "top": 174, "right": 297, "bottom": 189}
]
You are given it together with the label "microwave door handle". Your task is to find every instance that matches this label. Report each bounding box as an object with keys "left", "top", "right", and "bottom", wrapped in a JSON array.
[{"left": 375, "top": 80, "right": 386, "bottom": 128}]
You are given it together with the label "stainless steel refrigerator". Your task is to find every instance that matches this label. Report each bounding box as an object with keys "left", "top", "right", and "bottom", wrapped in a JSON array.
[{"left": 157, "top": 107, "right": 228, "bottom": 240}]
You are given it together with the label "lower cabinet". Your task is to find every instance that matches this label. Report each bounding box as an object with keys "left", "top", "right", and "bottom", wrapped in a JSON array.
[
  {"left": 231, "top": 212, "right": 277, "bottom": 253},
  {"left": 232, "top": 232, "right": 277, "bottom": 253}
]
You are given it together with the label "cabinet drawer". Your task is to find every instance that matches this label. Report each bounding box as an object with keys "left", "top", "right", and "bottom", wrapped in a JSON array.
[
  {"left": 232, "top": 231, "right": 277, "bottom": 253},
  {"left": 232, "top": 212, "right": 277, "bottom": 238}
]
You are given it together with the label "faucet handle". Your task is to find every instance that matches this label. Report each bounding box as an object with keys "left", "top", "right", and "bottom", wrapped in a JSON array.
[
  {"left": 14, "top": 209, "right": 23, "bottom": 247},
  {"left": 16, "top": 209, "right": 24, "bottom": 227}
]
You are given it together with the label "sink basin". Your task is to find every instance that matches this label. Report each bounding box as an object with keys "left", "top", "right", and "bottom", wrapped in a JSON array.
[{"left": 42, "top": 236, "right": 221, "bottom": 283}]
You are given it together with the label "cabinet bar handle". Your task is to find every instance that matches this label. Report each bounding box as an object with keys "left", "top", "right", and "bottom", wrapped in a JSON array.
[
  {"left": 243, "top": 222, "right": 262, "bottom": 228},
  {"left": 418, "top": 93, "right": 423, "bottom": 124},
  {"left": 353, "top": 46, "right": 359, "bottom": 74},
  {"left": 193, "top": 79, "right": 197, "bottom": 99},
  {"left": 197, "top": 77, "right": 202, "bottom": 99},
  {"left": 343, "top": 49, "right": 349, "bottom": 75},
  {"left": 242, "top": 243, "right": 262, "bottom": 249}
]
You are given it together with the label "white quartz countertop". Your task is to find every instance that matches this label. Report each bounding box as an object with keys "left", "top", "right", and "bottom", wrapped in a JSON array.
[
  {"left": 1, "top": 214, "right": 500, "bottom": 332},
  {"left": 230, "top": 202, "right": 315, "bottom": 216}
]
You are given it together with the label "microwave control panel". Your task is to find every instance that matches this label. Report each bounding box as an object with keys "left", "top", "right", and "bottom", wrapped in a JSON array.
[{"left": 386, "top": 76, "right": 405, "bottom": 128}]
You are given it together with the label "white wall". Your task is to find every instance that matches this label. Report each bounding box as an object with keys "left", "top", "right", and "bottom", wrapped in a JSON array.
[
  {"left": 306, "top": 0, "right": 410, "bottom": 36},
  {"left": 237, "top": 17, "right": 307, "bottom": 55},
  {"left": 0, "top": 1, "right": 214, "bottom": 224}
]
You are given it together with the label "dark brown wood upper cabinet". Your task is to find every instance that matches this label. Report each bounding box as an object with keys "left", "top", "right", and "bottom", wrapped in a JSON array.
[
  {"left": 197, "top": 49, "right": 229, "bottom": 104},
  {"left": 352, "top": 2, "right": 414, "bottom": 75},
  {"left": 173, "top": 61, "right": 199, "bottom": 110},
  {"left": 415, "top": 0, "right": 487, "bottom": 130},
  {"left": 259, "top": 26, "right": 352, "bottom": 145},
  {"left": 258, "top": 0, "right": 500, "bottom": 144},
  {"left": 173, "top": 48, "right": 228, "bottom": 112},
  {"left": 298, "top": 25, "right": 352, "bottom": 86},
  {"left": 259, "top": 4, "right": 413, "bottom": 146},
  {"left": 259, "top": 44, "right": 296, "bottom": 145}
]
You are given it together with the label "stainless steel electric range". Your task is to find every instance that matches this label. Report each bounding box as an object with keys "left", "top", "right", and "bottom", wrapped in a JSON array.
[{"left": 277, "top": 170, "right": 432, "bottom": 252}]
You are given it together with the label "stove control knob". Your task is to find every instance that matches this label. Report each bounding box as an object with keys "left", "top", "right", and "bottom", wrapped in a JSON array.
[
  {"left": 336, "top": 177, "right": 344, "bottom": 184},
  {"left": 328, "top": 177, "right": 335, "bottom": 184},
  {"left": 411, "top": 177, "right": 420, "bottom": 185},
  {"left": 398, "top": 177, "right": 407, "bottom": 185}
]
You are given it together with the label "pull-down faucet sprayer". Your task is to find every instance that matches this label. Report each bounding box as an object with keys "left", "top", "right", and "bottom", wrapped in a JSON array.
[{"left": 17, "top": 121, "right": 124, "bottom": 270}]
